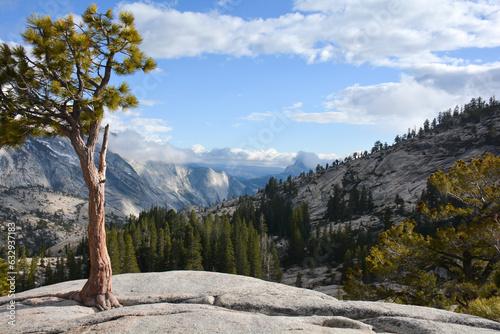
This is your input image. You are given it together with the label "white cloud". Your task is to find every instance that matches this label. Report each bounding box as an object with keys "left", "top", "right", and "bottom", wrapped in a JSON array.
[
  {"left": 118, "top": 1, "right": 500, "bottom": 66},
  {"left": 139, "top": 99, "right": 162, "bottom": 107},
  {"left": 107, "top": 129, "right": 296, "bottom": 168},
  {"left": 241, "top": 111, "right": 276, "bottom": 121},
  {"left": 103, "top": 113, "right": 173, "bottom": 142},
  {"left": 200, "top": 147, "right": 296, "bottom": 167},
  {"left": 116, "top": 2, "right": 339, "bottom": 63},
  {"left": 191, "top": 144, "right": 206, "bottom": 154},
  {"left": 117, "top": 1, "right": 500, "bottom": 122},
  {"left": 108, "top": 129, "right": 194, "bottom": 163},
  {"left": 290, "top": 74, "right": 463, "bottom": 132}
]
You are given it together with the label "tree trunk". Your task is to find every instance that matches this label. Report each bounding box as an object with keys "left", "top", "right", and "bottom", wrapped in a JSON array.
[{"left": 68, "top": 124, "right": 121, "bottom": 310}]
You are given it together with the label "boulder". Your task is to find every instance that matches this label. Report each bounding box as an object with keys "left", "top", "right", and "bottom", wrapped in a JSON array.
[{"left": 1, "top": 271, "right": 499, "bottom": 333}]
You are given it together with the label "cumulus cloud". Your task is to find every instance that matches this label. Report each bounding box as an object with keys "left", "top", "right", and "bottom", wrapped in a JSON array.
[
  {"left": 103, "top": 113, "right": 173, "bottom": 142},
  {"left": 108, "top": 129, "right": 194, "bottom": 163},
  {"left": 117, "top": 2, "right": 338, "bottom": 63},
  {"left": 288, "top": 57, "right": 500, "bottom": 132},
  {"left": 240, "top": 111, "right": 277, "bottom": 121},
  {"left": 107, "top": 129, "right": 296, "bottom": 168},
  {"left": 289, "top": 74, "right": 463, "bottom": 132},
  {"left": 117, "top": 1, "right": 500, "bottom": 129},
  {"left": 118, "top": 1, "right": 500, "bottom": 66}
]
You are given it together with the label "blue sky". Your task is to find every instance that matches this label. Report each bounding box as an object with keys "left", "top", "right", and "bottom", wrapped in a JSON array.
[{"left": 1, "top": 0, "right": 500, "bottom": 168}]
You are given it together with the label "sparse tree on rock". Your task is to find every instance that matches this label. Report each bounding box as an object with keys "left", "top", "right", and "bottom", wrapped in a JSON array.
[
  {"left": 0, "top": 4, "right": 156, "bottom": 310},
  {"left": 347, "top": 154, "right": 500, "bottom": 309}
]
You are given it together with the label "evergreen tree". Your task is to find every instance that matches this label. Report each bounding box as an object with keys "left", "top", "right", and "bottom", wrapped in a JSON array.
[
  {"left": 0, "top": 245, "right": 10, "bottom": 296},
  {"left": 117, "top": 230, "right": 125, "bottom": 272},
  {"left": 54, "top": 257, "right": 66, "bottom": 283},
  {"left": 248, "top": 225, "right": 263, "bottom": 279},
  {"left": 66, "top": 249, "right": 80, "bottom": 280},
  {"left": 170, "top": 238, "right": 185, "bottom": 270},
  {"left": 122, "top": 234, "right": 140, "bottom": 273},
  {"left": 327, "top": 184, "right": 345, "bottom": 222},
  {"left": 163, "top": 223, "right": 172, "bottom": 270},
  {"left": 394, "top": 194, "right": 405, "bottom": 214},
  {"left": 233, "top": 218, "right": 250, "bottom": 276},
  {"left": 201, "top": 215, "right": 214, "bottom": 271},
  {"left": 107, "top": 227, "right": 122, "bottom": 275},
  {"left": 341, "top": 249, "right": 354, "bottom": 283},
  {"left": 18, "top": 246, "right": 28, "bottom": 291},
  {"left": 216, "top": 216, "right": 236, "bottom": 274},
  {"left": 184, "top": 225, "right": 203, "bottom": 271},
  {"left": 0, "top": 4, "right": 156, "bottom": 310},
  {"left": 44, "top": 260, "right": 55, "bottom": 286},
  {"left": 286, "top": 220, "right": 306, "bottom": 266},
  {"left": 347, "top": 154, "right": 500, "bottom": 309},
  {"left": 27, "top": 255, "right": 38, "bottom": 290},
  {"left": 156, "top": 228, "right": 166, "bottom": 271},
  {"left": 348, "top": 186, "right": 360, "bottom": 216}
]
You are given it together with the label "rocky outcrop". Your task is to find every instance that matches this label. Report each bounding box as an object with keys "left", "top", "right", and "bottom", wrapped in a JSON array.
[
  {"left": 200, "top": 113, "right": 500, "bottom": 225},
  {"left": 0, "top": 138, "right": 251, "bottom": 216},
  {"left": 1, "top": 271, "right": 499, "bottom": 333}
]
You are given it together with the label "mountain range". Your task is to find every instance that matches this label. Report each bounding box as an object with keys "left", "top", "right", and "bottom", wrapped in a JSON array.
[{"left": 0, "top": 138, "right": 270, "bottom": 216}]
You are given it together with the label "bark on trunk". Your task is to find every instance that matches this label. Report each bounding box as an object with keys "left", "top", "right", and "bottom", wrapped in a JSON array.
[{"left": 68, "top": 124, "right": 121, "bottom": 310}]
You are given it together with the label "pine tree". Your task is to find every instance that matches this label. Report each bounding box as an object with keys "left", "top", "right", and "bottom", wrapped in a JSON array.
[
  {"left": 341, "top": 249, "right": 353, "bottom": 283},
  {"left": 217, "top": 216, "right": 236, "bottom": 274},
  {"left": 0, "top": 5, "right": 155, "bottom": 310},
  {"left": 66, "top": 249, "right": 80, "bottom": 280},
  {"left": 286, "top": 210, "right": 306, "bottom": 266},
  {"left": 170, "top": 238, "right": 185, "bottom": 270},
  {"left": 349, "top": 154, "right": 500, "bottom": 309},
  {"left": 163, "top": 224, "right": 172, "bottom": 270},
  {"left": 44, "top": 260, "right": 55, "bottom": 286},
  {"left": 156, "top": 228, "right": 166, "bottom": 271},
  {"left": 122, "top": 234, "right": 140, "bottom": 273},
  {"left": 117, "top": 230, "right": 125, "bottom": 271},
  {"left": 55, "top": 257, "right": 66, "bottom": 283},
  {"left": 107, "top": 227, "right": 122, "bottom": 275},
  {"left": 0, "top": 245, "right": 10, "bottom": 295},
  {"left": 233, "top": 218, "right": 249, "bottom": 276},
  {"left": 201, "top": 215, "right": 214, "bottom": 271},
  {"left": 248, "top": 225, "right": 263, "bottom": 279},
  {"left": 27, "top": 255, "right": 38, "bottom": 290},
  {"left": 18, "top": 246, "right": 28, "bottom": 291},
  {"left": 184, "top": 225, "right": 203, "bottom": 271},
  {"left": 268, "top": 238, "right": 282, "bottom": 282}
]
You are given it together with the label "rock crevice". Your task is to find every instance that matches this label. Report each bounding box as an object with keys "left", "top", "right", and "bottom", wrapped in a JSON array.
[{"left": 1, "top": 271, "right": 499, "bottom": 333}]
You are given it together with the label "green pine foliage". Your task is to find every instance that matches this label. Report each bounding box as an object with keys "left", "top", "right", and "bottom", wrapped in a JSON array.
[
  {"left": 343, "top": 154, "right": 500, "bottom": 317},
  {"left": 63, "top": 205, "right": 282, "bottom": 283},
  {"left": 122, "top": 234, "right": 140, "bottom": 273},
  {"left": 0, "top": 246, "right": 10, "bottom": 296},
  {"left": 327, "top": 184, "right": 375, "bottom": 222},
  {"left": 183, "top": 224, "right": 203, "bottom": 271},
  {"left": 106, "top": 227, "right": 122, "bottom": 275},
  {"left": 18, "top": 246, "right": 28, "bottom": 291},
  {"left": 44, "top": 260, "right": 55, "bottom": 286}
]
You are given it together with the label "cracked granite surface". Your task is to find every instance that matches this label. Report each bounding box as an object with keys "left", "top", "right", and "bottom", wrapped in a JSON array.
[{"left": 1, "top": 271, "right": 499, "bottom": 333}]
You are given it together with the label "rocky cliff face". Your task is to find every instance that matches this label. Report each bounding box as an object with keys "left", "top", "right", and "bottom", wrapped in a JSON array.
[
  {"left": 201, "top": 113, "right": 500, "bottom": 227},
  {"left": 293, "top": 115, "right": 500, "bottom": 224},
  {"left": 1, "top": 271, "right": 499, "bottom": 333},
  {"left": 0, "top": 137, "right": 250, "bottom": 216},
  {"left": 0, "top": 137, "right": 254, "bottom": 251}
]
